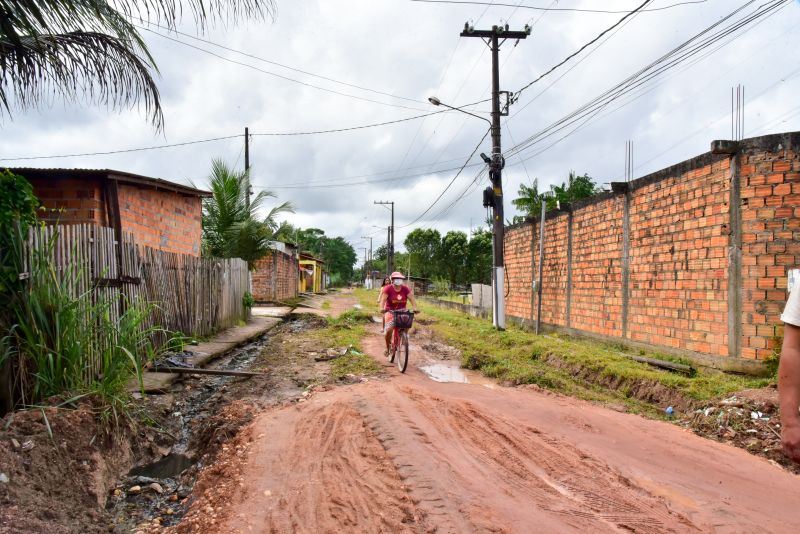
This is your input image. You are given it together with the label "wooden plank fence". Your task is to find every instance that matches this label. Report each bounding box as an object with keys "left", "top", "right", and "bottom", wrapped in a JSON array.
[{"left": 23, "top": 223, "right": 249, "bottom": 354}]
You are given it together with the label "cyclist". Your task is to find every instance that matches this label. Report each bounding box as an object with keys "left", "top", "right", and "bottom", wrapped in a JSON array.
[{"left": 378, "top": 271, "right": 418, "bottom": 357}]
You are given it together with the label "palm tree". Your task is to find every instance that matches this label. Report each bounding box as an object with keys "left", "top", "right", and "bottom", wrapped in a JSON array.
[
  {"left": 202, "top": 159, "right": 293, "bottom": 267},
  {"left": 0, "top": 0, "right": 275, "bottom": 128}
]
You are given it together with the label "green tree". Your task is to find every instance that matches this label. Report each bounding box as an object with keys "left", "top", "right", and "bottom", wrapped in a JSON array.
[
  {"left": 437, "top": 231, "right": 468, "bottom": 285},
  {"left": 201, "top": 159, "right": 293, "bottom": 268},
  {"left": 403, "top": 228, "right": 440, "bottom": 279},
  {"left": 512, "top": 171, "right": 599, "bottom": 219},
  {"left": 1, "top": 1, "right": 275, "bottom": 127},
  {"left": 466, "top": 229, "right": 492, "bottom": 285}
]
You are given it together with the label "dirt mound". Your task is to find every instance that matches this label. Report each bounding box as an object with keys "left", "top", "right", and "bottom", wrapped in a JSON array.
[{"left": 0, "top": 404, "right": 134, "bottom": 533}]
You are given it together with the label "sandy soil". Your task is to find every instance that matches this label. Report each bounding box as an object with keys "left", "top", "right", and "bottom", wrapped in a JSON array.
[{"left": 182, "top": 319, "right": 800, "bottom": 534}]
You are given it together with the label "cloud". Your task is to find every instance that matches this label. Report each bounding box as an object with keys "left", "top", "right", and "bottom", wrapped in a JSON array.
[{"left": 3, "top": 0, "right": 800, "bottom": 254}]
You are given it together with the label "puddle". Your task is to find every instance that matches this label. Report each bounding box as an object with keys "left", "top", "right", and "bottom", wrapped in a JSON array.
[
  {"left": 420, "top": 363, "right": 471, "bottom": 383},
  {"left": 419, "top": 361, "right": 496, "bottom": 389}
]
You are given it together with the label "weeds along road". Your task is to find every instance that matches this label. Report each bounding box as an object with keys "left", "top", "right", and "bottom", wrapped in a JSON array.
[{"left": 178, "top": 297, "right": 800, "bottom": 533}]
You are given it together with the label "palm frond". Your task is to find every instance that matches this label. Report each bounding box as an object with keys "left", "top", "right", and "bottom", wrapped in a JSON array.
[
  {"left": 0, "top": 30, "right": 162, "bottom": 127},
  {"left": 0, "top": 1, "right": 275, "bottom": 38}
]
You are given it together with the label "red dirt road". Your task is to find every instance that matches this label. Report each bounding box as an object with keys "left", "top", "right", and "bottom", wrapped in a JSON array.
[{"left": 201, "top": 324, "right": 800, "bottom": 533}]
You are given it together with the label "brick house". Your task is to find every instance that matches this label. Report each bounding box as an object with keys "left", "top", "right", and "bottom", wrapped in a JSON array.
[
  {"left": 14, "top": 168, "right": 209, "bottom": 256},
  {"left": 251, "top": 241, "right": 299, "bottom": 303}
]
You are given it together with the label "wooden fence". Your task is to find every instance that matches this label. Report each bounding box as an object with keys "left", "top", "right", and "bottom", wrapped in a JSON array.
[{"left": 25, "top": 223, "right": 249, "bottom": 347}]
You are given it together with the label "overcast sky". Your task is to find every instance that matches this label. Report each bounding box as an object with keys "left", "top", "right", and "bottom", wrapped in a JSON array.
[{"left": 3, "top": 0, "right": 800, "bottom": 256}]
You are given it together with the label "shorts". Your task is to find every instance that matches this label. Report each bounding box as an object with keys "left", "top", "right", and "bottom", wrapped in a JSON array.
[{"left": 383, "top": 309, "right": 407, "bottom": 332}]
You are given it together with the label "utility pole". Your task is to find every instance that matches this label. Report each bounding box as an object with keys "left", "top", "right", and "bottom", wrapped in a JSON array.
[
  {"left": 374, "top": 201, "right": 395, "bottom": 274},
  {"left": 462, "top": 22, "right": 530, "bottom": 330},
  {"left": 244, "top": 127, "right": 251, "bottom": 210},
  {"left": 361, "top": 235, "right": 373, "bottom": 287}
]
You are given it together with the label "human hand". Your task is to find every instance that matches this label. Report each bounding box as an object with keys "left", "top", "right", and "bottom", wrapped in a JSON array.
[{"left": 782, "top": 422, "right": 800, "bottom": 463}]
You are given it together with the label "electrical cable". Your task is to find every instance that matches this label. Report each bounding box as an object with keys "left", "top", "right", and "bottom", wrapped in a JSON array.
[
  {"left": 504, "top": 0, "right": 786, "bottom": 160},
  {"left": 409, "top": 0, "right": 708, "bottom": 13},
  {"left": 398, "top": 128, "right": 491, "bottom": 228},
  {"left": 511, "top": 0, "right": 655, "bottom": 104},
  {"left": 136, "top": 21, "right": 423, "bottom": 105},
  {"left": 139, "top": 27, "right": 431, "bottom": 112}
]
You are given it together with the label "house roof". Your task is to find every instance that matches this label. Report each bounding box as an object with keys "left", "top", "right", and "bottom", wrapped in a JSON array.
[
  {"left": 298, "top": 252, "right": 325, "bottom": 263},
  {"left": 10, "top": 168, "right": 211, "bottom": 197}
]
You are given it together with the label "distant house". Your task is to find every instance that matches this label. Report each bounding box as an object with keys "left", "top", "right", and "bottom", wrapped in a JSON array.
[
  {"left": 13, "top": 168, "right": 210, "bottom": 256},
  {"left": 298, "top": 253, "right": 326, "bottom": 293},
  {"left": 251, "top": 241, "right": 299, "bottom": 303}
]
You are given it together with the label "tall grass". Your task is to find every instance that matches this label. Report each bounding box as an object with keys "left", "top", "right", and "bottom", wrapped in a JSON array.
[{"left": 3, "top": 226, "right": 170, "bottom": 421}]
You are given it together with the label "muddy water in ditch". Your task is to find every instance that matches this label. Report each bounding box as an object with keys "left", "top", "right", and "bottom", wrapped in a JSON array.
[{"left": 106, "top": 317, "right": 321, "bottom": 531}]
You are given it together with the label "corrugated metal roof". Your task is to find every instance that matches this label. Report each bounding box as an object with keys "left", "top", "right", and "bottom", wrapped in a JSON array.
[{"left": 9, "top": 167, "right": 211, "bottom": 197}]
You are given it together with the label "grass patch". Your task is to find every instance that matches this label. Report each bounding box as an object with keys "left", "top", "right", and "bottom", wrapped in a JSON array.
[
  {"left": 330, "top": 348, "right": 382, "bottom": 379},
  {"left": 321, "top": 300, "right": 331, "bottom": 310},
  {"left": 416, "top": 299, "right": 770, "bottom": 415},
  {"left": 301, "top": 308, "right": 380, "bottom": 379}
]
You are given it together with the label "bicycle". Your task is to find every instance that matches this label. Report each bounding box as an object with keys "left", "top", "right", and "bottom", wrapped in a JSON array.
[{"left": 387, "top": 309, "right": 415, "bottom": 373}]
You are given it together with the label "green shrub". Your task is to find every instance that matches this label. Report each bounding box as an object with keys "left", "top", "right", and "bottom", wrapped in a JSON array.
[
  {"left": 242, "top": 291, "right": 255, "bottom": 309},
  {"left": 4, "top": 227, "right": 168, "bottom": 421}
]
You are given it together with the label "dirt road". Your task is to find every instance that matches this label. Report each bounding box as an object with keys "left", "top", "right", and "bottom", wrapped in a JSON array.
[{"left": 182, "top": 318, "right": 800, "bottom": 533}]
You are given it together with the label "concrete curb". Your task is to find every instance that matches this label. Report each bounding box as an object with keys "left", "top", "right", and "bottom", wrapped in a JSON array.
[{"left": 131, "top": 314, "right": 288, "bottom": 394}]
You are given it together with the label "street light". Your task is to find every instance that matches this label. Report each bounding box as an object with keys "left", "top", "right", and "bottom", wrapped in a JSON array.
[
  {"left": 428, "top": 96, "right": 506, "bottom": 330},
  {"left": 428, "top": 96, "right": 492, "bottom": 127}
]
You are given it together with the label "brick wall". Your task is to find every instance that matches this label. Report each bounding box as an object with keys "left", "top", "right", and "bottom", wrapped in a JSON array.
[
  {"left": 27, "top": 175, "right": 108, "bottom": 225},
  {"left": 117, "top": 183, "right": 202, "bottom": 256},
  {"left": 739, "top": 140, "right": 800, "bottom": 360},
  {"left": 252, "top": 250, "right": 298, "bottom": 303},
  {"left": 504, "top": 131, "right": 800, "bottom": 371}
]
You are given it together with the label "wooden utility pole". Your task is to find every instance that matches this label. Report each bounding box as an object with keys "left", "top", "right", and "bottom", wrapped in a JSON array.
[
  {"left": 461, "top": 23, "right": 529, "bottom": 330},
  {"left": 374, "top": 201, "right": 395, "bottom": 274},
  {"left": 244, "top": 126, "right": 251, "bottom": 210},
  {"left": 361, "top": 235, "right": 373, "bottom": 286}
]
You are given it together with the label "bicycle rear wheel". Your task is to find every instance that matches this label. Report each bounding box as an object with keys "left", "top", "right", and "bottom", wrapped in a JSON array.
[{"left": 397, "top": 331, "right": 409, "bottom": 373}]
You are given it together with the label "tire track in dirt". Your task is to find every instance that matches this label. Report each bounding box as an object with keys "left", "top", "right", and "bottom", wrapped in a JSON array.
[{"left": 219, "top": 398, "right": 427, "bottom": 533}]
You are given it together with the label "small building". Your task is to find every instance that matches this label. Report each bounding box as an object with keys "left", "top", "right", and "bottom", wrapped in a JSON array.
[
  {"left": 14, "top": 168, "right": 209, "bottom": 256},
  {"left": 298, "top": 253, "right": 326, "bottom": 293},
  {"left": 251, "top": 241, "right": 299, "bottom": 303}
]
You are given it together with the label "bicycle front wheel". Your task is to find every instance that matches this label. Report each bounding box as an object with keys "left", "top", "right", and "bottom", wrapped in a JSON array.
[{"left": 397, "top": 331, "right": 409, "bottom": 373}]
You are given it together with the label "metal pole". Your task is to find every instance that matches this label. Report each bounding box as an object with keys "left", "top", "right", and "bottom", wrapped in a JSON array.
[{"left": 536, "top": 197, "right": 546, "bottom": 334}]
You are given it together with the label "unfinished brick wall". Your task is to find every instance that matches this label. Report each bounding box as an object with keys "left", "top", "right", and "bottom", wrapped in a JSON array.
[
  {"left": 628, "top": 155, "right": 730, "bottom": 356},
  {"left": 26, "top": 175, "right": 108, "bottom": 225},
  {"left": 739, "top": 139, "right": 800, "bottom": 360},
  {"left": 117, "top": 183, "right": 202, "bottom": 256},
  {"left": 252, "top": 250, "right": 298, "bottom": 303},
  {"left": 504, "top": 131, "right": 800, "bottom": 371}
]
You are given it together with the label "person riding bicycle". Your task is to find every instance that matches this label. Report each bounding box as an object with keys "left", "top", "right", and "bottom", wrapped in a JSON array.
[{"left": 378, "top": 271, "right": 418, "bottom": 356}]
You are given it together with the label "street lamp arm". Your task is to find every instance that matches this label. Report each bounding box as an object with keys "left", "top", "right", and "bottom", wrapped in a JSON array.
[{"left": 428, "top": 96, "right": 492, "bottom": 127}]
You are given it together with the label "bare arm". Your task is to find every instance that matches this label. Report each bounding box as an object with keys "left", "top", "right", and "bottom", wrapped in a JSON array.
[
  {"left": 378, "top": 290, "right": 388, "bottom": 311},
  {"left": 408, "top": 290, "right": 418, "bottom": 311},
  {"left": 779, "top": 323, "right": 800, "bottom": 462}
]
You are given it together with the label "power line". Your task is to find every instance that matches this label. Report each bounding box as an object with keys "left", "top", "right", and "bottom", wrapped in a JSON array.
[
  {"left": 398, "top": 128, "right": 491, "bottom": 228},
  {"left": 137, "top": 21, "right": 423, "bottom": 105},
  {"left": 409, "top": 0, "right": 708, "bottom": 13},
  {"left": 0, "top": 134, "right": 242, "bottom": 161},
  {"left": 511, "top": 0, "right": 654, "bottom": 104},
  {"left": 0, "top": 107, "right": 477, "bottom": 161},
  {"left": 505, "top": 0, "right": 787, "bottom": 160},
  {"left": 139, "top": 27, "right": 431, "bottom": 112}
]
